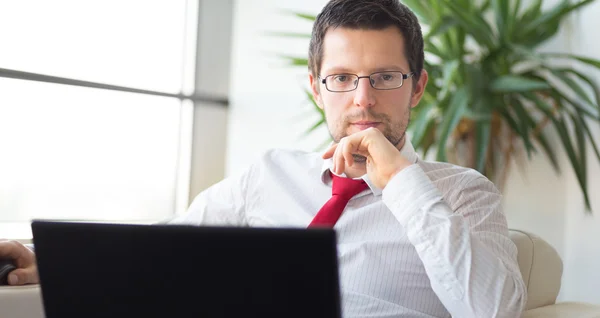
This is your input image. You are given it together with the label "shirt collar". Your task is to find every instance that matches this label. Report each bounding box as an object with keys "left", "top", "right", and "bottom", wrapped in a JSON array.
[{"left": 319, "top": 137, "right": 419, "bottom": 196}]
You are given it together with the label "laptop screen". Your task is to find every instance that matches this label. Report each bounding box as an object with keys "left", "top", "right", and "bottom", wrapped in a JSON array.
[{"left": 32, "top": 221, "right": 342, "bottom": 318}]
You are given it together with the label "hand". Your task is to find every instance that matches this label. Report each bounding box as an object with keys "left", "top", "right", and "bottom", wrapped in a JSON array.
[
  {"left": 323, "top": 127, "right": 412, "bottom": 189},
  {"left": 0, "top": 240, "right": 39, "bottom": 285}
]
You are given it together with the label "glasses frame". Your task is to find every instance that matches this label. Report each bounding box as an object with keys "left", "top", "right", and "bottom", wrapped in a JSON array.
[{"left": 319, "top": 71, "right": 414, "bottom": 92}]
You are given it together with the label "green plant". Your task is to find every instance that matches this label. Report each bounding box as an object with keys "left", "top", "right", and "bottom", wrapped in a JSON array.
[{"left": 274, "top": 0, "right": 600, "bottom": 212}]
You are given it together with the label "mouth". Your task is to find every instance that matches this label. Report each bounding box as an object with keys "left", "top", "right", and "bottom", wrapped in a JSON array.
[{"left": 350, "top": 121, "right": 381, "bottom": 130}]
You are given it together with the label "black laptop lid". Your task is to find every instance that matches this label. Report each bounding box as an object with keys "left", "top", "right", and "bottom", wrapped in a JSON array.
[{"left": 31, "top": 221, "right": 342, "bottom": 318}]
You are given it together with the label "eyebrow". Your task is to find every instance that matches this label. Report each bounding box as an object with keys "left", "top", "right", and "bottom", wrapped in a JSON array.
[{"left": 322, "top": 65, "right": 409, "bottom": 75}]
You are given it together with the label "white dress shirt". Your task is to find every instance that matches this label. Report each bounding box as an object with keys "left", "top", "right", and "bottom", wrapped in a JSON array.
[{"left": 169, "top": 139, "right": 527, "bottom": 318}]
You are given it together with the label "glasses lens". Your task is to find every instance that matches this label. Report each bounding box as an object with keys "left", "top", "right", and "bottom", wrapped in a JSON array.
[
  {"left": 326, "top": 74, "right": 358, "bottom": 92},
  {"left": 371, "top": 72, "right": 404, "bottom": 89}
]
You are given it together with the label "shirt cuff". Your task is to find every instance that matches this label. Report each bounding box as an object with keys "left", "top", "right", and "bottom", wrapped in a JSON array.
[{"left": 382, "top": 164, "right": 449, "bottom": 226}]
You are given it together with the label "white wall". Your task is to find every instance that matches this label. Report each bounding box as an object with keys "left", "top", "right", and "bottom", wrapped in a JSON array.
[
  {"left": 226, "top": 0, "right": 331, "bottom": 177},
  {"left": 227, "top": 0, "right": 600, "bottom": 304},
  {"left": 560, "top": 1, "right": 600, "bottom": 304},
  {"left": 188, "top": 0, "right": 234, "bottom": 202}
]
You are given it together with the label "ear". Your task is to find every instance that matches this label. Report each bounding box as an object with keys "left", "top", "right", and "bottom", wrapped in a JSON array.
[
  {"left": 410, "top": 69, "right": 428, "bottom": 108},
  {"left": 309, "top": 73, "right": 324, "bottom": 110}
]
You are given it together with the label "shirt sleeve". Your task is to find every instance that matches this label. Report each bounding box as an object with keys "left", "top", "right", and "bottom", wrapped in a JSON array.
[
  {"left": 167, "top": 164, "right": 254, "bottom": 226},
  {"left": 382, "top": 164, "right": 527, "bottom": 317}
]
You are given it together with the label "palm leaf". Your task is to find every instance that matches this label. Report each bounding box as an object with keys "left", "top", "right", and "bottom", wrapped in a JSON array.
[
  {"left": 549, "top": 69, "right": 595, "bottom": 106},
  {"left": 579, "top": 112, "right": 600, "bottom": 164},
  {"left": 510, "top": 97, "right": 537, "bottom": 158},
  {"left": 489, "top": 75, "right": 550, "bottom": 92},
  {"left": 410, "top": 102, "right": 436, "bottom": 147},
  {"left": 493, "top": 0, "right": 511, "bottom": 42},
  {"left": 441, "top": 0, "right": 496, "bottom": 48},
  {"left": 279, "top": 55, "right": 309, "bottom": 66},
  {"left": 542, "top": 53, "right": 600, "bottom": 69},
  {"left": 475, "top": 118, "right": 492, "bottom": 172},
  {"left": 522, "top": 0, "right": 595, "bottom": 36},
  {"left": 436, "top": 87, "right": 469, "bottom": 161}
]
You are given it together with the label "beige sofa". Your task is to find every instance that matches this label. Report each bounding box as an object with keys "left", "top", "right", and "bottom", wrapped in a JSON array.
[{"left": 1, "top": 229, "right": 599, "bottom": 318}]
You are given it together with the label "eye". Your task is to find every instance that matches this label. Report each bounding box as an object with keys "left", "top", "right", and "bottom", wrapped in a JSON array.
[
  {"left": 333, "top": 75, "right": 348, "bottom": 82},
  {"left": 381, "top": 73, "right": 396, "bottom": 81}
]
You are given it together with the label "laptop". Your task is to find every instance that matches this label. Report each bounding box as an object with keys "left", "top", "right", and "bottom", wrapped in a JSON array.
[{"left": 31, "top": 220, "right": 342, "bottom": 318}]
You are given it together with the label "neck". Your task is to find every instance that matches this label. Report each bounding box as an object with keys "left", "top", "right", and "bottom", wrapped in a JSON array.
[{"left": 342, "top": 136, "right": 406, "bottom": 179}]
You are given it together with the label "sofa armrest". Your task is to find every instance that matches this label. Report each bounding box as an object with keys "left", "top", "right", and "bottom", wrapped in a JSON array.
[
  {"left": 0, "top": 285, "right": 44, "bottom": 318},
  {"left": 522, "top": 302, "right": 600, "bottom": 318}
]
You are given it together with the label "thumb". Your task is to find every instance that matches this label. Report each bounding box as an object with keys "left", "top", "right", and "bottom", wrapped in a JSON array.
[{"left": 8, "top": 267, "right": 38, "bottom": 285}]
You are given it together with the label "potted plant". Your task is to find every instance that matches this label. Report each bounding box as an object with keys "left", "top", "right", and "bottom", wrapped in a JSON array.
[{"left": 273, "top": 0, "right": 600, "bottom": 211}]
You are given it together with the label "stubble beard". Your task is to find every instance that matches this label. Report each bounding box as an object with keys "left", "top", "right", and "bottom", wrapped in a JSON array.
[{"left": 327, "top": 106, "right": 411, "bottom": 164}]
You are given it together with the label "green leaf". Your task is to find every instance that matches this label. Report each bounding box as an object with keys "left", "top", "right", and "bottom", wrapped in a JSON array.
[
  {"left": 304, "top": 88, "right": 324, "bottom": 117},
  {"left": 554, "top": 110, "right": 592, "bottom": 212},
  {"left": 496, "top": 107, "right": 524, "bottom": 137},
  {"left": 279, "top": 55, "right": 308, "bottom": 66},
  {"left": 280, "top": 11, "right": 316, "bottom": 22},
  {"left": 493, "top": 0, "right": 511, "bottom": 41},
  {"left": 543, "top": 53, "right": 600, "bottom": 69},
  {"left": 521, "top": 92, "right": 554, "bottom": 117},
  {"left": 522, "top": 0, "right": 594, "bottom": 36},
  {"left": 425, "top": 16, "right": 458, "bottom": 40},
  {"left": 543, "top": 91, "right": 593, "bottom": 212},
  {"left": 511, "top": 97, "right": 536, "bottom": 158},
  {"left": 304, "top": 118, "right": 325, "bottom": 135},
  {"left": 475, "top": 118, "right": 492, "bottom": 172},
  {"left": 557, "top": 68, "right": 600, "bottom": 117},
  {"left": 548, "top": 85, "right": 598, "bottom": 119},
  {"left": 572, "top": 111, "right": 587, "bottom": 190},
  {"left": 424, "top": 41, "right": 450, "bottom": 59},
  {"left": 519, "top": 0, "right": 543, "bottom": 24},
  {"left": 489, "top": 75, "right": 550, "bottom": 92},
  {"left": 438, "top": 60, "right": 460, "bottom": 101},
  {"left": 520, "top": 93, "right": 561, "bottom": 173},
  {"left": 480, "top": 0, "right": 491, "bottom": 12},
  {"left": 550, "top": 69, "right": 595, "bottom": 107},
  {"left": 402, "top": 0, "right": 433, "bottom": 23},
  {"left": 579, "top": 112, "right": 600, "bottom": 165},
  {"left": 512, "top": 0, "right": 522, "bottom": 20},
  {"left": 436, "top": 87, "right": 469, "bottom": 161},
  {"left": 410, "top": 102, "right": 436, "bottom": 147},
  {"left": 440, "top": 0, "right": 496, "bottom": 48},
  {"left": 533, "top": 128, "right": 562, "bottom": 174}
]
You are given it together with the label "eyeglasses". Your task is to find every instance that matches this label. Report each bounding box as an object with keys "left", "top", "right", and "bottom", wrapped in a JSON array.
[{"left": 319, "top": 71, "right": 414, "bottom": 92}]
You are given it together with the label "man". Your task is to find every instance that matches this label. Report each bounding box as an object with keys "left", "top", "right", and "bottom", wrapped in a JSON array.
[{"left": 0, "top": 0, "right": 526, "bottom": 317}]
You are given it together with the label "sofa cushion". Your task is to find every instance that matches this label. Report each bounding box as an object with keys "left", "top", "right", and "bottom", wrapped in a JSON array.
[
  {"left": 509, "top": 229, "right": 563, "bottom": 310},
  {"left": 0, "top": 285, "right": 43, "bottom": 318}
]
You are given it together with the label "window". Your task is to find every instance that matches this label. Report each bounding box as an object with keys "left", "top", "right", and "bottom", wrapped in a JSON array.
[{"left": 0, "top": 1, "right": 228, "bottom": 238}]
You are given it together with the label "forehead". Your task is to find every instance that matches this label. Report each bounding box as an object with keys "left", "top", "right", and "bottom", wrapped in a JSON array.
[{"left": 320, "top": 26, "right": 409, "bottom": 74}]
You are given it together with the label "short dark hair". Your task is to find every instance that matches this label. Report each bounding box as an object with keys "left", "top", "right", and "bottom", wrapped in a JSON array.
[{"left": 308, "top": 0, "right": 424, "bottom": 84}]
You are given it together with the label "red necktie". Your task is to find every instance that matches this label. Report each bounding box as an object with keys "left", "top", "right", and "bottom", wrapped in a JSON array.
[{"left": 308, "top": 172, "right": 369, "bottom": 227}]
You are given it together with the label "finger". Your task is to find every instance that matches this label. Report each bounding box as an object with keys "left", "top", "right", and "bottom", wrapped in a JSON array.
[
  {"left": 342, "top": 138, "right": 354, "bottom": 167},
  {"left": 334, "top": 139, "right": 346, "bottom": 174},
  {"left": 322, "top": 143, "right": 338, "bottom": 159},
  {"left": 8, "top": 267, "right": 39, "bottom": 285},
  {"left": 0, "top": 240, "right": 25, "bottom": 261}
]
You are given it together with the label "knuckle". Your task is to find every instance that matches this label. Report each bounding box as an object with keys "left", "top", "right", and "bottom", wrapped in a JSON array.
[{"left": 7, "top": 240, "right": 21, "bottom": 249}]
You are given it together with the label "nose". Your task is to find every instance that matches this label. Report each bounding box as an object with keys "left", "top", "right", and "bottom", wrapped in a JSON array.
[{"left": 353, "top": 76, "right": 376, "bottom": 108}]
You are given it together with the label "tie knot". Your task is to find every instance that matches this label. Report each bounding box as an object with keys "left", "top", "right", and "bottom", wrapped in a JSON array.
[{"left": 331, "top": 172, "right": 369, "bottom": 198}]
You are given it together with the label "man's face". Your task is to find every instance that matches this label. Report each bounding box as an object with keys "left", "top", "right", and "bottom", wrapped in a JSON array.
[{"left": 309, "top": 26, "right": 428, "bottom": 149}]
